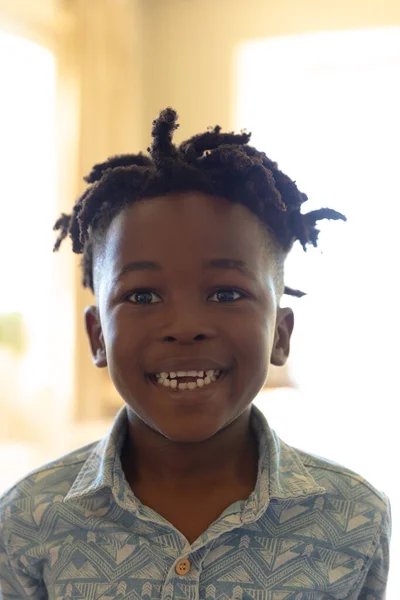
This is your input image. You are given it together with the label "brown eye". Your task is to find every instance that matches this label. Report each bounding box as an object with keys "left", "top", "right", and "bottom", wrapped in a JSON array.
[
  {"left": 209, "top": 289, "right": 244, "bottom": 303},
  {"left": 129, "top": 291, "right": 162, "bottom": 304}
]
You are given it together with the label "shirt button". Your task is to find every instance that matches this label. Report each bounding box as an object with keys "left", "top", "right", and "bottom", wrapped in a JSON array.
[{"left": 175, "top": 558, "right": 191, "bottom": 575}]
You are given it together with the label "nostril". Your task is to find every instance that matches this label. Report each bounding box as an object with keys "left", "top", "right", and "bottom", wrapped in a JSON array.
[{"left": 163, "top": 333, "right": 207, "bottom": 343}]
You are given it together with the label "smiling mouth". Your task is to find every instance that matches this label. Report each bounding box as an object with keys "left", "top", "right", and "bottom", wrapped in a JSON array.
[{"left": 149, "top": 369, "right": 225, "bottom": 391}]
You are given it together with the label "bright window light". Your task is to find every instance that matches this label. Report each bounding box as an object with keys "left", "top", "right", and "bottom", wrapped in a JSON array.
[
  {"left": 0, "top": 31, "right": 56, "bottom": 312},
  {"left": 0, "top": 30, "right": 56, "bottom": 393}
]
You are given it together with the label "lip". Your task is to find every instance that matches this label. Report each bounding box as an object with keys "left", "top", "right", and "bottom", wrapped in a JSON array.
[{"left": 147, "top": 357, "right": 229, "bottom": 375}]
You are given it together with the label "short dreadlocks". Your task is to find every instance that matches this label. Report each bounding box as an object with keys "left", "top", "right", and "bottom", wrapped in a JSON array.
[{"left": 53, "top": 108, "right": 346, "bottom": 297}]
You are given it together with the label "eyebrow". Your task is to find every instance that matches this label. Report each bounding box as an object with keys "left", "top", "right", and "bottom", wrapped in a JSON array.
[
  {"left": 115, "top": 258, "right": 256, "bottom": 281},
  {"left": 203, "top": 258, "right": 257, "bottom": 281},
  {"left": 115, "top": 261, "right": 161, "bottom": 282}
]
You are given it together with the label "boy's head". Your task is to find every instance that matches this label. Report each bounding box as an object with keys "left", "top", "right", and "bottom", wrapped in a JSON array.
[{"left": 53, "top": 108, "right": 345, "bottom": 442}]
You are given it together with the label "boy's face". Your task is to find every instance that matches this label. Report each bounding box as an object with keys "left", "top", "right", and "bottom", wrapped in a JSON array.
[{"left": 85, "top": 192, "right": 293, "bottom": 442}]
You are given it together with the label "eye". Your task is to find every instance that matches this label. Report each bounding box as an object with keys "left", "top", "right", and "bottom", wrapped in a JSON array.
[
  {"left": 128, "top": 290, "right": 162, "bottom": 304},
  {"left": 208, "top": 288, "right": 247, "bottom": 303}
]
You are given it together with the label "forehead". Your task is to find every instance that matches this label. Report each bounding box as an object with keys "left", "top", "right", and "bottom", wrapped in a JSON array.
[
  {"left": 110, "top": 192, "right": 268, "bottom": 253},
  {"left": 94, "top": 192, "right": 280, "bottom": 289}
]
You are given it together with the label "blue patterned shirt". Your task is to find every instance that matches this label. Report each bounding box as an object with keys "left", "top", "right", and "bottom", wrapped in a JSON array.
[{"left": 0, "top": 404, "right": 391, "bottom": 599}]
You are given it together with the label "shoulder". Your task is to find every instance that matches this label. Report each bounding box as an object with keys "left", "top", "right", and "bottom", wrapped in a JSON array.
[
  {"left": 0, "top": 441, "right": 98, "bottom": 534},
  {"left": 295, "top": 446, "right": 390, "bottom": 519}
]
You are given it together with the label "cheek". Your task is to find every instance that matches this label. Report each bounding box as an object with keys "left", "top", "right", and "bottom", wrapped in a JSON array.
[
  {"left": 230, "top": 324, "right": 270, "bottom": 402},
  {"left": 104, "top": 320, "right": 148, "bottom": 403},
  {"left": 102, "top": 311, "right": 145, "bottom": 373},
  {"left": 230, "top": 311, "right": 272, "bottom": 374}
]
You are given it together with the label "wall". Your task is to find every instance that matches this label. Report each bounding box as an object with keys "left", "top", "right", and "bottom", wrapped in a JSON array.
[
  {"left": 0, "top": 0, "right": 69, "bottom": 46},
  {"left": 140, "top": 0, "right": 400, "bottom": 143}
]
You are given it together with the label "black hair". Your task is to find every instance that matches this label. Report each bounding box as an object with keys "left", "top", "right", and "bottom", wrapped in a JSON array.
[{"left": 53, "top": 108, "right": 346, "bottom": 297}]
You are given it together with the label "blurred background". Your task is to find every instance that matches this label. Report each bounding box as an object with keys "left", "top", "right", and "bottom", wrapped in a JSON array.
[{"left": 0, "top": 0, "right": 399, "bottom": 594}]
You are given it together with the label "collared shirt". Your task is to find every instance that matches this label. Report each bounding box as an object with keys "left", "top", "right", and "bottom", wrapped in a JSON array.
[{"left": 0, "top": 404, "right": 391, "bottom": 599}]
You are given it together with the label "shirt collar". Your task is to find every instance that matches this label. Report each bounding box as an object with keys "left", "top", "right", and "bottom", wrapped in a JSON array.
[
  {"left": 250, "top": 403, "right": 326, "bottom": 516},
  {"left": 64, "top": 403, "right": 326, "bottom": 512},
  {"left": 64, "top": 405, "right": 128, "bottom": 504}
]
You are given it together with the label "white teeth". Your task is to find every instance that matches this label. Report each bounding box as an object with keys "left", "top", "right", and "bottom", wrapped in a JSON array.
[
  {"left": 173, "top": 369, "right": 216, "bottom": 378},
  {"left": 156, "top": 369, "right": 221, "bottom": 379},
  {"left": 155, "top": 368, "right": 224, "bottom": 391}
]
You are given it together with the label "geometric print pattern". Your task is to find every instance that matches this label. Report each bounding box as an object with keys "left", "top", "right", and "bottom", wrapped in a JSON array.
[{"left": 0, "top": 404, "right": 391, "bottom": 599}]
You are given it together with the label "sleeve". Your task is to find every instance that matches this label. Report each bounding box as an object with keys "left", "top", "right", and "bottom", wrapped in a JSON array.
[
  {"left": 356, "top": 494, "right": 392, "bottom": 600},
  {"left": 0, "top": 524, "right": 47, "bottom": 600}
]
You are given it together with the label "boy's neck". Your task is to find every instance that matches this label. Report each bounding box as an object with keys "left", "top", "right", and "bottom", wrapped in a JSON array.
[{"left": 121, "top": 406, "right": 259, "bottom": 494}]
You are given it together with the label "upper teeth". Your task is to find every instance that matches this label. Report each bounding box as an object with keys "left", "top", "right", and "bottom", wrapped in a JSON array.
[{"left": 157, "top": 370, "right": 218, "bottom": 380}]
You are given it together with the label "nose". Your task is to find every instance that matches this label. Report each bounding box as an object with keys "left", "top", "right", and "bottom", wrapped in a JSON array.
[{"left": 160, "top": 305, "right": 216, "bottom": 344}]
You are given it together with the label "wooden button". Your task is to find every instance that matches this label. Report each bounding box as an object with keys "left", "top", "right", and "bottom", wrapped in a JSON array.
[{"left": 175, "top": 558, "right": 191, "bottom": 575}]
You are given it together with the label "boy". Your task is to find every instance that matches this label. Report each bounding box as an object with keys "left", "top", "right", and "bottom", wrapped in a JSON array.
[{"left": 0, "top": 109, "right": 391, "bottom": 598}]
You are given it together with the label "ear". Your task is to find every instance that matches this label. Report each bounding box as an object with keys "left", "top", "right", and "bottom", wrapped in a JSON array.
[
  {"left": 270, "top": 307, "right": 294, "bottom": 367},
  {"left": 84, "top": 306, "right": 107, "bottom": 368}
]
